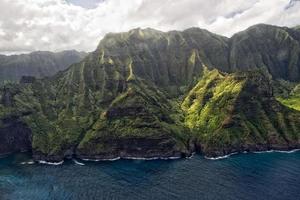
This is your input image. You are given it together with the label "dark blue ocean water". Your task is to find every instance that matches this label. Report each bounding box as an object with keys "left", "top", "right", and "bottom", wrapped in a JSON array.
[{"left": 0, "top": 152, "right": 299, "bottom": 200}]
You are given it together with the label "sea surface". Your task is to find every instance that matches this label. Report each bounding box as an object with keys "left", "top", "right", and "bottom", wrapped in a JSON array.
[{"left": 0, "top": 152, "right": 299, "bottom": 200}]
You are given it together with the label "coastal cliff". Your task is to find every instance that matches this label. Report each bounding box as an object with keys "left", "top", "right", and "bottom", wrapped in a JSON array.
[{"left": 0, "top": 24, "right": 300, "bottom": 162}]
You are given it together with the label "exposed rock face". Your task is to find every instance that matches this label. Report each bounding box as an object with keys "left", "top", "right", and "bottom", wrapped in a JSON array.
[
  {"left": 229, "top": 24, "right": 300, "bottom": 81},
  {"left": 0, "top": 24, "right": 299, "bottom": 161},
  {"left": 0, "top": 116, "right": 31, "bottom": 155},
  {"left": 77, "top": 138, "right": 184, "bottom": 160},
  {"left": 0, "top": 50, "right": 87, "bottom": 84},
  {"left": 0, "top": 85, "right": 32, "bottom": 155}
]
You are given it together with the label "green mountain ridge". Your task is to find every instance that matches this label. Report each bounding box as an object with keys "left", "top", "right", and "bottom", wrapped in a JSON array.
[
  {"left": 0, "top": 50, "right": 87, "bottom": 84},
  {"left": 0, "top": 24, "right": 299, "bottom": 161}
]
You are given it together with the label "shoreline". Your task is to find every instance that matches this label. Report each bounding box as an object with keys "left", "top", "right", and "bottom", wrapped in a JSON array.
[
  {"left": 80, "top": 156, "right": 181, "bottom": 162},
  {"left": 204, "top": 149, "right": 300, "bottom": 160},
  {"left": 38, "top": 160, "right": 64, "bottom": 165},
  {"left": 204, "top": 152, "right": 238, "bottom": 160},
  {"left": 7, "top": 148, "right": 300, "bottom": 165},
  {"left": 253, "top": 149, "right": 300, "bottom": 154}
]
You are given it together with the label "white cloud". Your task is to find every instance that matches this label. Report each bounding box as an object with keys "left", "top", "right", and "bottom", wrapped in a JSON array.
[{"left": 0, "top": 0, "right": 299, "bottom": 54}]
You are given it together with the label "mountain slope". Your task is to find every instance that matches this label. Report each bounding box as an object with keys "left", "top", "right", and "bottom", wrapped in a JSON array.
[
  {"left": 182, "top": 69, "right": 300, "bottom": 157},
  {"left": 277, "top": 82, "right": 300, "bottom": 111},
  {"left": 229, "top": 24, "right": 300, "bottom": 81},
  {"left": 76, "top": 78, "right": 191, "bottom": 160},
  {"left": 294, "top": 25, "right": 300, "bottom": 31},
  {"left": 0, "top": 50, "right": 87, "bottom": 84},
  {"left": 0, "top": 24, "right": 299, "bottom": 161}
]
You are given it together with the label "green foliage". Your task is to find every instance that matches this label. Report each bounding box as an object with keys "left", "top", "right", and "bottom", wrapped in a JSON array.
[
  {"left": 277, "top": 83, "right": 300, "bottom": 111},
  {"left": 77, "top": 78, "right": 190, "bottom": 155},
  {"left": 181, "top": 69, "right": 300, "bottom": 155},
  {"left": 182, "top": 69, "right": 245, "bottom": 135}
]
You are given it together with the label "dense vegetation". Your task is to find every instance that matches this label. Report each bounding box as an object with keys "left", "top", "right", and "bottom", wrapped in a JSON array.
[
  {"left": 0, "top": 24, "right": 299, "bottom": 161},
  {"left": 277, "top": 83, "right": 300, "bottom": 111}
]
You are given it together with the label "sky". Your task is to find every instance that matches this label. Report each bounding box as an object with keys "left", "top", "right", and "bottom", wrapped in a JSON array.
[{"left": 0, "top": 0, "right": 299, "bottom": 54}]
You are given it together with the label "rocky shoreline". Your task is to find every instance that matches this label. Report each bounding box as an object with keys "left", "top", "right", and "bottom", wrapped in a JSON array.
[
  {"left": 1, "top": 127, "right": 299, "bottom": 163},
  {"left": 1, "top": 144, "right": 300, "bottom": 165},
  {"left": 1, "top": 137, "right": 299, "bottom": 164},
  {"left": 32, "top": 150, "right": 190, "bottom": 163},
  {"left": 11, "top": 144, "right": 300, "bottom": 165},
  {"left": 202, "top": 143, "right": 300, "bottom": 158},
  {"left": 26, "top": 147, "right": 300, "bottom": 165}
]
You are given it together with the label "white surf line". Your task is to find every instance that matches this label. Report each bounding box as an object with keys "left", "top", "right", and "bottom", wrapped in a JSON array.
[
  {"left": 253, "top": 149, "right": 300, "bottom": 154},
  {"left": 18, "top": 149, "right": 300, "bottom": 165},
  {"left": 253, "top": 150, "right": 275, "bottom": 154},
  {"left": 81, "top": 157, "right": 121, "bottom": 162},
  {"left": 187, "top": 152, "right": 196, "bottom": 159},
  {"left": 275, "top": 149, "right": 300, "bottom": 153},
  {"left": 205, "top": 149, "right": 300, "bottom": 160},
  {"left": 123, "top": 157, "right": 159, "bottom": 160},
  {"left": 205, "top": 152, "right": 238, "bottom": 160},
  {"left": 20, "top": 161, "right": 35, "bottom": 165},
  {"left": 72, "top": 159, "right": 85, "bottom": 166},
  {"left": 161, "top": 156, "right": 181, "bottom": 160},
  {"left": 123, "top": 156, "right": 181, "bottom": 160},
  {"left": 81, "top": 156, "right": 181, "bottom": 162},
  {"left": 38, "top": 160, "right": 64, "bottom": 166}
]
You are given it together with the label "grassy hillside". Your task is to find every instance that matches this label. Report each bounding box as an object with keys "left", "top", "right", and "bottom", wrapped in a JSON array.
[{"left": 182, "top": 69, "right": 300, "bottom": 157}]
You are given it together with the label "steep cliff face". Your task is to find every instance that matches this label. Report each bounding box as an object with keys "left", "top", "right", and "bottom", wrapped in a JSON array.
[
  {"left": 92, "top": 27, "right": 229, "bottom": 96},
  {"left": 0, "top": 86, "right": 32, "bottom": 155},
  {"left": 0, "top": 24, "right": 299, "bottom": 161},
  {"left": 0, "top": 50, "right": 87, "bottom": 84},
  {"left": 76, "top": 79, "right": 191, "bottom": 160},
  {"left": 182, "top": 69, "right": 300, "bottom": 157},
  {"left": 96, "top": 24, "right": 300, "bottom": 83},
  {"left": 0, "top": 117, "right": 31, "bottom": 155},
  {"left": 229, "top": 24, "right": 300, "bottom": 81}
]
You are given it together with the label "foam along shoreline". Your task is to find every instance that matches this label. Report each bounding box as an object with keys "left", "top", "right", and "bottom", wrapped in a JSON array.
[
  {"left": 38, "top": 160, "right": 64, "bottom": 165},
  {"left": 123, "top": 156, "right": 181, "bottom": 160},
  {"left": 20, "top": 161, "right": 35, "bottom": 165},
  {"left": 205, "top": 149, "right": 300, "bottom": 160},
  {"left": 14, "top": 149, "right": 300, "bottom": 165},
  {"left": 81, "top": 156, "right": 181, "bottom": 162},
  {"left": 253, "top": 149, "right": 300, "bottom": 154},
  {"left": 187, "top": 152, "right": 196, "bottom": 159},
  {"left": 205, "top": 152, "right": 238, "bottom": 160},
  {"left": 72, "top": 159, "right": 85, "bottom": 166},
  {"left": 81, "top": 157, "right": 121, "bottom": 162}
]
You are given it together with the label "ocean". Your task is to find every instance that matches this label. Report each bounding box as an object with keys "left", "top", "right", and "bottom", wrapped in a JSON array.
[{"left": 0, "top": 151, "right": 299, "bottom": 200}]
